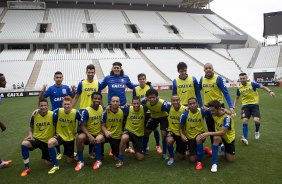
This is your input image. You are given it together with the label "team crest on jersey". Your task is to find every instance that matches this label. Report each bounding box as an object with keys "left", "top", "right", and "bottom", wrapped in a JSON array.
[
  {"left": 225, "top": 117, "right": 231, "bottom": 127},
  {"left": 62, "top": 89, "right": 67, "bottom": 94},
  {"left": 120, "top": 79, "right": 124, "bottom": 82}
]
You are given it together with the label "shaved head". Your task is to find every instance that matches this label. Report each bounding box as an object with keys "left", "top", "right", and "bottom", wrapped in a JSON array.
[{"left": 204, "top": 63, "right": 214, "bottom": 79}]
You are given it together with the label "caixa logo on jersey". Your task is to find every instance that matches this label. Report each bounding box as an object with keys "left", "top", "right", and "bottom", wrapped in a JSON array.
[{"left": 6, "top": 92, "right": 24, "bottom": 98}]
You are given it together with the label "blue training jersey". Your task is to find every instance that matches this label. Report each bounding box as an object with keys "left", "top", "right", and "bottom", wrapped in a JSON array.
[
  {"left": 43, "top": 84, "right": 73, "bottom": 111},
  {"left": 100, "top": 75, "right": 134, "bottom": 106}
]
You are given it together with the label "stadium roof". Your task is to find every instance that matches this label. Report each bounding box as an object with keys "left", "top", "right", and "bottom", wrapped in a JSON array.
[{"left": 6, "top": 0, "right": 213, "bottom": 8}]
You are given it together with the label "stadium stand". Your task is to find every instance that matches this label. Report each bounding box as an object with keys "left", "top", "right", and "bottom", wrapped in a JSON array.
[
  {"left": 141, "top": 49, "right": 204, "bottom": 81},
  {"left": 0, "top": 5, "right": 280, "bottom": 92},
  {"left": 204, "top": 14, "right": 242, "bottom": 35},
  {"left": 45, "top": 9, "right": 89, "bottom": 39},
  {"left": 88, "top": 9, "right": 136, "bottom": 39},
  {"left": 275, "top": 67, "right": 282, "bottom": 80},
  {"left": 0, "top": 49, "right": 30, "bottom": 61},
  {"left": 212, "top": 48, "right": 232, "bottom": 60},
  {"left": 228, "top": 48, "right": 255, "bottom": 73},
  {"left": 124, "top": 10, "right": 178, "bottom": 39},
  {"left": 183, "top": 48, "right": 241, "bottom": 81},
  {"left": 33, "top": 48, "right": 126, "bottom": 61},
  {"left": 190, "top": 13, "right": 226, "bottom": 35},
  {"left": 0, "top": 61, "right": 35, "bottom": 90},
  {"left": 124, "top": 49, "right": 142, "bottom": 59},
  {"left": 0, "top": 10, "right": 44, "bottom": 39},
  {"left": 34, "top": 60, "right": 94, "bottom": 89},
  {"left": 159, "top": 12, "right": 220, "bottom": 43},
  {"left": 253, "top": 46, "right": 280, "bottom": 68}
]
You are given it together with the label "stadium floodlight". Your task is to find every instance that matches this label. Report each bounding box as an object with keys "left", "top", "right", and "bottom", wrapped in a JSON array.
[{"left": 7, "top": 1, "right": 46, "bottom": 10}]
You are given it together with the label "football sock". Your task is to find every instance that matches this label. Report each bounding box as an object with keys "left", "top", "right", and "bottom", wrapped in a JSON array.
[
  {"left": 118, "top": 154, "right": 124, "bottom": 161},
  {"left": 55, "top": 145, "right": 61, "bottom": 154},
  {"left": 89, "top": 144, "right": 94, "bottom": 155},
  {"left": 77, "top": 151, "right": 83, "bottom": 162},
  {"left": 196, "top": 143, "right": 204, "bottom": 162},
  {"left": 243, "top": 124, "right": 248, "bottom": 139},
  {"left": 154, "top": 130, "right": 160, "bottom": 146},
  {"left": 21, "top": 145, "right": 30, "bottom": 168},
  {"left": 255, "top": 123, "right": 260, "bottom": 132},
  {"left": 95, "top": 143, "right": 101, "bottom": 161},
  {"left": 48, "top": 147, "right": 58, "bottom": 166},
  {"left": 212, "top": 145, "right": 219, "bottom": 165},
  {"left": 167, "top": 145, "right": 174, "bottom": 158},
  {"left": 142, "top": 136, "right": 149, "bottom": 153},
  {"left": 162, "top": 137, "right": 167, "bottom": 155}
]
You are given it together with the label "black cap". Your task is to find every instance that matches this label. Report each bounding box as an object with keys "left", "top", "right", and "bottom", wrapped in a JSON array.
[{"left": 112, "top": 62, "right": 122, "bottom": 67}]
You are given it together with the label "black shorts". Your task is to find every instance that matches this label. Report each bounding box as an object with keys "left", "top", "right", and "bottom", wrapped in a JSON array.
[
  {"left": 222, "top": 138, "right": 235, "bottom": 155},
  {"left": 146, "top": 117, "right": 168, "bottom": 131},
  {"left": 167, "top": 131, "right": 187, "bottom": 155},
  {"left": 241, "top": 105, "right": 260, "bottom": 119},
  {"left": 105, "top": 137, "right": 121, "bottom": 158},
  {"left": 187, "top": 133, "right": 206, "bottom": 155},
  {"left": 55, "top": 136, "right": 75, "bottom": 158},
  {"left": 123, "top": 130, "right": 143, "bottom": 153},
  {"left": 187, "top": 139, "right": 197, "bottom": 155},
  {"left": 28, "top": 138, "right": 51, "bottom": 161},
  {"left": 144, "top": 113, "right": 151, "bottom": 128}
]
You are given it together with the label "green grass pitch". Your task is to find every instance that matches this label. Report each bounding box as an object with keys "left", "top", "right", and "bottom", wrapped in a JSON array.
[{"left": 0, "top": 88, "right": 282, "bottom": 184}]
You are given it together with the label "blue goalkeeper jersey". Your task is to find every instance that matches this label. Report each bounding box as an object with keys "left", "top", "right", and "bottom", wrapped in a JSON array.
[{"left": 100, "top": 74, "right": 135, "bottom": 106}]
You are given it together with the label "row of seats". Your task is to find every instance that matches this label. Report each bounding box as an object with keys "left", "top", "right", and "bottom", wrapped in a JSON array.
[
  {"left": 35, "top": 60, "right": 95, "bottom": 89},
  {"left": 33, "top": 48, "right": 126, "bottom": 61},
  {"left": 0, "top": 49, "right": 30, "bottom": 61}
]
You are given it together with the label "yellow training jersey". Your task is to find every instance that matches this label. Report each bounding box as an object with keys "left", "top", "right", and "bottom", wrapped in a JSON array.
[
  {"left": 32, "top": 110, "right": 55, "bottom": 143},
  {"left": 135, "top": 85, "right": 151, "bottom": 99},
  {"left": 202, "top": 75, "right": 223, "bottom": 105},
  {"left": 213, "top": 114, "right": 235, "bottom": 143},
  {"left": 104, "top": 109, "right": 123, "bottom": 139},
  {"left": 238, "top": 82, "right": 259, "bottom": 105},
  {"left": 82, "top": 105, "right": 103, "bottom": 136},
  {"left": 183, "top": 108, "right": 205, "bottom": 140},
  {"left": 168, "top": 105, "right": 186, "bottom": 136},
  {"left": 125, "top": 106, "right": 145, "bottom": 137},
  {"left": 145, "top": 99, "right": 168, "bottom": 118},
  {"left": 55, "top": 108, "right": 77, "bottom": 141},
  {"left": 176, "top": 76, "right": 196, "bottom": 105},
  {"left": 79, "top": 80, "right": 99, "bottom": 109}
]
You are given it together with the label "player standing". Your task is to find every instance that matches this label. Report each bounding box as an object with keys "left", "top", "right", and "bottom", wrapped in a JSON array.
[
  {"left": 199, "top": 63, "right": 234, "bottom": 144},
  {"left": 234, "top": 73, "right": 275, "bottom": 145},
  {"left": 172, "top": 62, "right": 202, "bottom": 106}
]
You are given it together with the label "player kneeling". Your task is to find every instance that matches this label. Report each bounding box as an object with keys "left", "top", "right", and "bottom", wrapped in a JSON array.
[
  {"left": 166, "top": 95, "right": 187, "bottom": 166},
  {"left": 180, "top": 98, "right": 210, "bottom": 170},
  {"left": 47, "top": 96, "right": 80, "bottom": 174},
  {"left": 198, "top": 100, "right": 235, "bottom": 173},
  {"left": 75, "top": 92, "right": 105, "bottom": 171},
  {"left": 116, "top": 96, "right": 146, "bottom": 167},
  {"left": 20, "top": 99, "right": 55, "bottom": 177}
]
